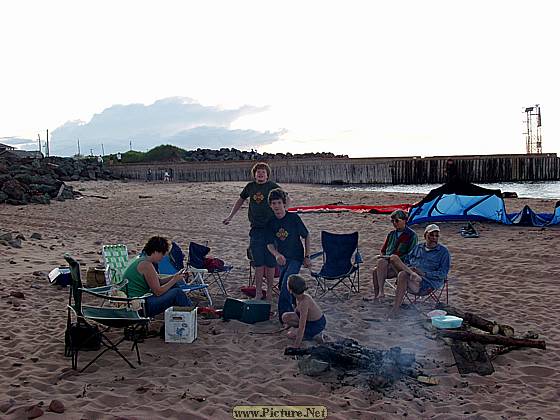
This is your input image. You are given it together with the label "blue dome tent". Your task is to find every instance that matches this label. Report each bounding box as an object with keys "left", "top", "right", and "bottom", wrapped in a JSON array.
[
  {"left": 408, "top": 181, "right": 560, "bottom": 227},
  {"left": 408, "top": 181, "right": 511, "bottom": 225}
]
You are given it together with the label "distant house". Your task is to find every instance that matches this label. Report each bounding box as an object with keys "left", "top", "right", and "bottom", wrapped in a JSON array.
[
  {"left": 0, "top": 149, "right": 44, "bottom": 159},
  {"left": 0, "top": 143, "right": 16, "bottom": 152}
]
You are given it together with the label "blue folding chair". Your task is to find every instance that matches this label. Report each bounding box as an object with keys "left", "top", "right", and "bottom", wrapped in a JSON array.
[
  {"left": 310, "top": 231, "right": 362, "bottom": 300},
  {"left": 157, "top": 241, "right": 212, "bottom": 306},
  {"left": 188, "top": 242, "right": 233, "bottom": 296}
]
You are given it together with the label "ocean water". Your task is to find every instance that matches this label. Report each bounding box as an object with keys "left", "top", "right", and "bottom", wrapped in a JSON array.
[{"left": 337, "top": 181, "right": 560, "bottom": 200}]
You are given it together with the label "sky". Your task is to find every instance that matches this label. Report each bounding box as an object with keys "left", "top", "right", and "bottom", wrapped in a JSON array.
[{"left": 1, "top": 0, "right": 559, "bottom": 158}]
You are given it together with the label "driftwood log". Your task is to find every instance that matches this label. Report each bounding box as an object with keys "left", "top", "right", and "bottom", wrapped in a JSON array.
[
  {"left": 489, "top": 331, "right": 540, "bottom": 360},
  {"left": 438, "top": 330, "right": 546, "bottom": 350},
  {"left": 437, "top": 304, "right": 514, "bottom": 336}
]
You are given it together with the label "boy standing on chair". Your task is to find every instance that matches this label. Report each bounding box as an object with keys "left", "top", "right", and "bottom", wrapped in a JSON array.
[
  {"left": 265, "top": 188, "right": 311, "bottom": 322},
  {"left": 223, "top": 162, "right": 279, "bottom": 302}
]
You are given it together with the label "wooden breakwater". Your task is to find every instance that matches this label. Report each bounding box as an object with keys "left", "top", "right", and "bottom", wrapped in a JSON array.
[{"left": 107, "top": 153, "right": 560, "bottom": 185}]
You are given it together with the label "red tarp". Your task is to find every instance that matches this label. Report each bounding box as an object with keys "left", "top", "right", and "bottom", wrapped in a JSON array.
[{"left": 288, "top": 203, "right": 411, "bottom": 214}]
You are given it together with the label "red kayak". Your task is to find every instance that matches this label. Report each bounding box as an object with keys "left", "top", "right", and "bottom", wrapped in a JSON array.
[{"left": 288, "top": 203, "right": 411, "bottom": 214}]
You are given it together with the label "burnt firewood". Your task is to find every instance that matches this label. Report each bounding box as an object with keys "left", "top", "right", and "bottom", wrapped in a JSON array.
[
  {"left": 489, "top": 331, "right": 540, "bottom": 360},
  {"left": 437, "top": 304, "right": 514, "bottom": 336},
  {"left": 285, "top": 339, "right": 416, "bottom": 389},
  {"left": 438, "top": 330, "right": 546, "bottom": 350}
]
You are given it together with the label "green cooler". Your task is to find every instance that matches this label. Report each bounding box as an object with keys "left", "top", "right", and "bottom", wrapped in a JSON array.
[{"left": 223, "top": 298, "right": 271, "bottom": 324}]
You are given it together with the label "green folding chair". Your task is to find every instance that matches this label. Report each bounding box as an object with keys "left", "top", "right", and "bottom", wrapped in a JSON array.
[
  {"left": 102, "top": 244, "right": 129, "bottom": 287},
  {"left": 64, "top": 255, "right": 150, "bottom": 372}
]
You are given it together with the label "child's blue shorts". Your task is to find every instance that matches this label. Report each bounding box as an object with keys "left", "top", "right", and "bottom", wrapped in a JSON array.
[{"left": 304, "top": 315, "right": 326, "bottom": 340}]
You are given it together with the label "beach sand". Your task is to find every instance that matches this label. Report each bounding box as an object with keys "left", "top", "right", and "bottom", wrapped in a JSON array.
[{"left": 0, "top": 180, "right": 558, "bottom": 419}]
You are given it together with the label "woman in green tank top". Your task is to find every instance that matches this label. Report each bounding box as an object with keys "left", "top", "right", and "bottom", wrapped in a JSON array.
[{"left": 123, "top": 236, "right": 192, "bottom": 317}]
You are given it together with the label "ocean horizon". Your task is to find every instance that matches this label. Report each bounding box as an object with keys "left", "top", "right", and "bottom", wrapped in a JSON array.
[{"left": 336, "top": 180, "right": 560, "bottom": 200}]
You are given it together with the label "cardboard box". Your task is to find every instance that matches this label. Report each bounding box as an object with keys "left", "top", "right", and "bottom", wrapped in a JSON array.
[
  {"left": 86, "top": 267, "right": 107, "bottom": 288},
  {"left": 164, "top": 306, "right": 197, "bottom": 343}
]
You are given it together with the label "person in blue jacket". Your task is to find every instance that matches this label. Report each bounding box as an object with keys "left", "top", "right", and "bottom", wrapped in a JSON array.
[{"left": 386, "top": 224, "right": 451, "bottom": 319}]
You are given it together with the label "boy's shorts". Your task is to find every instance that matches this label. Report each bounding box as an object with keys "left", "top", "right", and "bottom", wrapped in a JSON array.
[
  {"left": 249, "top": 227, "right": 276, "bottom": 268},
  {"left": 304, "top": 315, "right": 326, "bottom": 340}
]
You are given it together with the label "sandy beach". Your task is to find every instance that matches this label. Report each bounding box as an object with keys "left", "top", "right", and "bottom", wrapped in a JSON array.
[{"left": 0, "top": 180, "right": 558, "bottom": 419}]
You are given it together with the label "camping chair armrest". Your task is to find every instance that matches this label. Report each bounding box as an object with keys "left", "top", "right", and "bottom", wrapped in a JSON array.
[
  {"left": 187, "top": 267, "right": 208, "bottom": 274},
  {"left": 112, "top": 279, "right": 129, "bottom": 290},
  {"left": 79, "top": 287, "right": 141, "bottom": 303}
]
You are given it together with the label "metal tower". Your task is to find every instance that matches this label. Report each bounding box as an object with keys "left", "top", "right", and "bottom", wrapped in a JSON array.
[{"left": 523, "top": 104, "right": 542, "bottom": 154}]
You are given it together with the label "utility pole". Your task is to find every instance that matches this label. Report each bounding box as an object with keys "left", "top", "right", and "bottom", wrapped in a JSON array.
[
  {"left": 37, "top": 134, "right": 41, "bottom": 153},
  {"left": 45, "top": 129, "right": 49, "bottom": 157},
  {"left": 101, "top": 143, "right": 105, "bottom": 156},
  {"left": 129, "top": 139, "right": 132, "bottom": 151},
  {"left": 77, "top": 138, "right": 81, "bottom": 156}
]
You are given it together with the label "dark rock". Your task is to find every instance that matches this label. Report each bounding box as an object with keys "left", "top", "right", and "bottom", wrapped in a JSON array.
[
  {"left": 0, "top": 399, "right": 16, "bottom": 413},
  {"left": 0, "top": 232, "right": 12, "bottom": 241},
  {"left": 2, "top": 179, "right": 27, "bottom": 201},
  {"left": 6, "top": 198, "right": 28, "bottom": 205},
  {"left": 30, "top": 194, "right": 50, "bottom": 204},
  {"left": 29, "top": 184, "right": 57, "bottom": 194},
  {"left": 15, "top": 234, "right": 26, "bottom": 241},
  {"left": 48, "top": 400, "right": 65, "bottom": 413},
  {"left": 10, "top": 291, "right": 25, "bottom": 299},
  {"left": 30, "top": 233, "right": 42, "bottom": 240},
  {"left": 25, "top": 405, "right": 44, "bottom": 419},
  {"left": 502, "top": 191, "right": 518, "bottom": 199},
  {"left": 0, "top": 156, "right": 109, "bottom": 206},
  {"left": 8, "top": 238, "right": 22, "bottom": 248}
]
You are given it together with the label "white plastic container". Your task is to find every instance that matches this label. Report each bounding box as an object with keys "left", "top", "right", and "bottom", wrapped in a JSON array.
[
  {"left": 164, "top": 306, "right": 198, "bottom": 343},
  {"left": 431, "top": 315, "right": 463, "bottom": 329},
  {"left": 427, "top": 309, "right": 447, "bottom": 318}
]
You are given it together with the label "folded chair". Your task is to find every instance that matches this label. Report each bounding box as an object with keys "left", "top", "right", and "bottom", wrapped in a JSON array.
[
  {"left": 384, "top": 276, "right": 449, "bottom": 308},
  {"left": 405, "top": 278, "right": 449, "bottom": 306},
  {"left": 188, "top": 242, "right": 233, "bottom": 298},
  {"left": 158, "top": 241, "right": 212, "bottom": 304},
  {"left": 310, "top": 231, "right": 362, "bottom": 300},
  {"left": 64, "top": 255, "right": 150, "bottom": 373}
]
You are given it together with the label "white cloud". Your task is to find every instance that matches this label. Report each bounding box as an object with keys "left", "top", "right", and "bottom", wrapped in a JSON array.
[{"left": 50, "top": 97, "right": 282, "bottom": 155}]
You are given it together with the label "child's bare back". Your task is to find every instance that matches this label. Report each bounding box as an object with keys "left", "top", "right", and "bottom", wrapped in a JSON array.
[{"left": 296, "top": 293, "right": 323, "bottom": 322}]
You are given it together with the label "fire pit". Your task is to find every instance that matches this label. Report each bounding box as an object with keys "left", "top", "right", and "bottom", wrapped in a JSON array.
[{"left": 285, "top": 338, "right": 417, "bottom": 389}]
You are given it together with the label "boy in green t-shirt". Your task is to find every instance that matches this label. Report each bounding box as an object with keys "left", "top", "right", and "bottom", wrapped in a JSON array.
[{"left": 223, "top": 162, "right": 279, "bottom": 301}]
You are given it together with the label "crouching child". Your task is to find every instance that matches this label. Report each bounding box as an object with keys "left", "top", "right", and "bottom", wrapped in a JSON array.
[{"left": 282, "top": 275, "right": 326, "bottom": 348}]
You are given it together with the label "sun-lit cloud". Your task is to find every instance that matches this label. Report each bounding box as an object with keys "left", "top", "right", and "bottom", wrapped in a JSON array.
[{"left": 49, "top": 97, "right": 282, "bottom": 155}]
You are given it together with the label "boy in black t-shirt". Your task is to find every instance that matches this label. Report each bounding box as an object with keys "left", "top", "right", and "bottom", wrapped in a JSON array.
[
  {"left": 266, "top": 188, "right": 311, "bottom": 321},
  {"left": 223, "top": 162, "right": 279, "bottom": 302}
]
